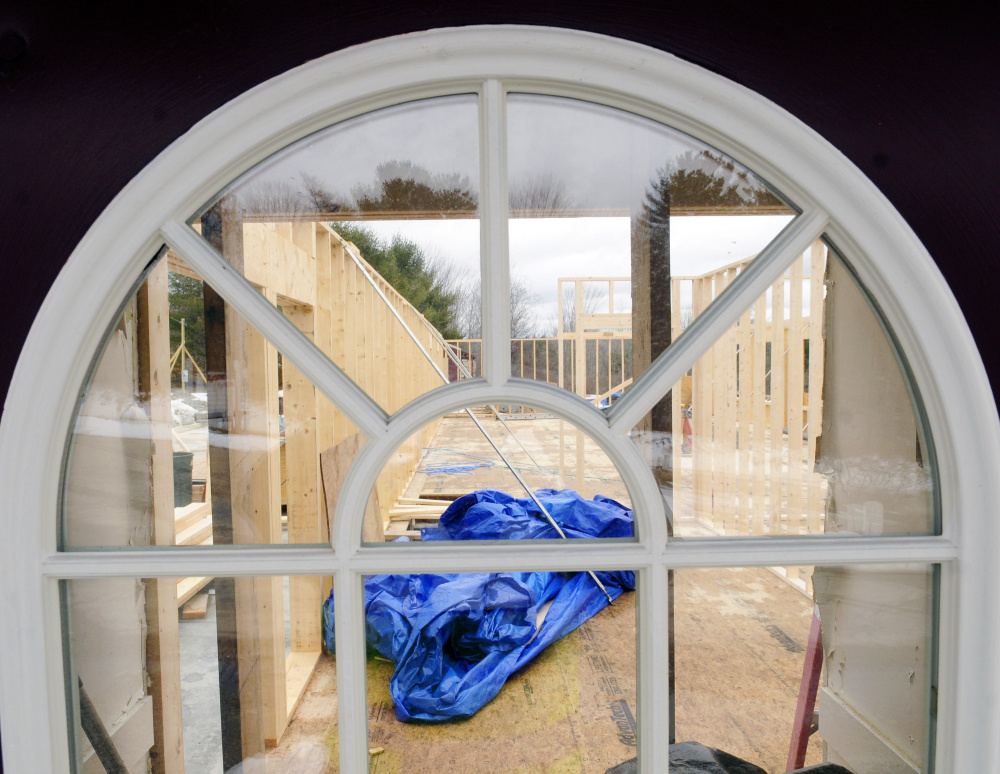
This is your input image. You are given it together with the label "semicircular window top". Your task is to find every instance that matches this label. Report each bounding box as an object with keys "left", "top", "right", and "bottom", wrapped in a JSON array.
[{"left": 40, "top": 37, "right": 966, "bottom": 774}]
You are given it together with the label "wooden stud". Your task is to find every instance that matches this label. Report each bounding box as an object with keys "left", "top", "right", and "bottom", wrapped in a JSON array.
[
  {"left": 137, "top": 262, "right": 185, "bottom": 774},
  {"left": 752, "top": 293, "right": 768, "bottom": 536},
  {"left": 769, "top": 274, "right": 786, "bottom": 536},
  {"left": 806, "top": 241, "right": 828, "bottom": 536},
  {"left": 736, "top": 297, "right": 752, "bottom": 535},
  {"left": 787, "top": 256, "right": 806, "bottom": 546}
]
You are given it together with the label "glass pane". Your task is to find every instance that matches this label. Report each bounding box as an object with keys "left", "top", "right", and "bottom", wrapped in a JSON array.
[
  {"left": 672, "top": 564, "right": 935, "bottom": 773},
  {"left": 358, "top": 568, "right": 636, "bottom": 770},
  {"left": 193, "top": 96, "right": 482, "bottom": 409},
  {"left": 62, "top": 253, "right": 362, "bottom": 547},
  {"left": 505, "top": 94, "right": 796, "bottom": 410},
  {"left": 361, "top": 403, "right": 633, "bottom": 543},
  {"left": 65, "top": 575, "right": 335, "bottom": 773},
  {"left": 633, "top": 240, "right": 935, "bottom": 537}
]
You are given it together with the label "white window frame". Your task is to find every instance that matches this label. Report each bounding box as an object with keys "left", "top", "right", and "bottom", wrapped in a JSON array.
[{"left": 1, "top": 25, "right": 998, "bottom": 773}]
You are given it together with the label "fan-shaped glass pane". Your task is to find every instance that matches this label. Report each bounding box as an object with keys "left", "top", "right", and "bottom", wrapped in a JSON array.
[
  {"left": 504, "top": 94, "right": 796, "bottom": 414},
  {"left": 191, "top": 96, "right": 482, "bottom": 411},
  {"left": 633, "top": 240, "right": 936, "bottom": 537}
]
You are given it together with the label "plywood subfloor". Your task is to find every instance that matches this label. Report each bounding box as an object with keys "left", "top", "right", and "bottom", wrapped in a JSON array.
[
  {"left": 265, "top": 566, "right": 822, "bottom": 774},
  {"left": 406, "top": 414, "right": 632, "bottom": 508}
]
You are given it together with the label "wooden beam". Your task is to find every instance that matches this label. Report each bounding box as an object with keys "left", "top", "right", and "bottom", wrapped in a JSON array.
[
  {"left": 283, "top": 302, "right": 326, "bottom": 656},
  {"left": 202, "top": 201, "right": 266, "bottom": 771},
  {"left": 137, "top": 261, "right": 185, "bottom": 774}
]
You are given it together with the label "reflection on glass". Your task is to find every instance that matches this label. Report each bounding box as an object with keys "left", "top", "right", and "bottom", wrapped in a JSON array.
[
  {"left": 363, "top": 405, "right": 633, "bottom": 543},
  {"left": 503, "top": 94, "right": 796, "bottom": 411},
  {"left": 193, "top": 96, "right": 483, "bottom": 408},
  {"left": 65, "top": 575, "right": 335, "bottom": 773},
  {"left": 62, "top": 253, "right": 360, "bottom": 547},
  {"left": 633, "top": 241, "right": 934, "bottom": 537},
  {"left": 362, "top": 569, "right": 637, "bottom": 770},
  {"left": 673, "top": 565, "right": 934, "bottom": 773}
]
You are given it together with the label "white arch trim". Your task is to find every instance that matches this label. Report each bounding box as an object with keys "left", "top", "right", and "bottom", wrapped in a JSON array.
[
  {"left": 0, "top": 25, "right": 996, "bottom": 772},
  {"left": 333, "top": 378, "right": 667, "bottom": 552}
]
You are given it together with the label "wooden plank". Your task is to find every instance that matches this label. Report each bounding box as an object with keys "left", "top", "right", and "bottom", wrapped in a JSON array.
[
  {"left": 321, "top": 433, "right": 384, "bottom": 543},
  {"left": 137, "top": 261, "right": 185, "bottom": 774},
  {"left": 787, "top": 256, "right": 806, "bottom": 542},
  {"left": 285, "top": 651, "right": 322, "bottom": 720},
  {"left": 243, "top": 222, "right": 317, "bottom": 307},
  {"left": 670, "top": 277, "right": 682, "bottom": 519},
  {"left": 174, "top": 500, "right": 211, "bottom": 535},
  {"left": 176, "top": 515, "right": 213, "bottom": 546},
  {"left": 736, "top": 303, "right": 752, "bottom": 535},
  {"left": 176, "top": 576, "right": 212, "bottom": 607},
  {"left": 752, "top": 294, "right": 768, "bottom": 535},
  {"left": 710, "top": 272, "right": 728, "bottom": 532},
  {"left": 769, "top": 274, "right": 786, "bottom": 536},
  {"left": 806, "top": 241, "right": 827, "bottom": 536},
  {"left": 202, "top": 201, "right": 266, "bottom": 769},
  {"left": 166, "top": 249, "right": 201, "bottom": 281},
  {"left": 181, "top": 593, "right": 210, "bottom": 620},
  {"left": 692, "top": 277, "right": 714, "bottom": 528},
  {"left": 251, "top": 288, "right": 287, "bottom": 747},
  {"left": 722, "top": 269, "right": 739, "bottom": 534},
  {"left": 283, "top": 302, "right": 325, "bottom": 659}
]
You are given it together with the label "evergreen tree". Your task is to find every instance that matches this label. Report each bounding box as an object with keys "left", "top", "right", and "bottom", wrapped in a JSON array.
[
  {"left": 167, "top": 272, "right": 206, "bottom": 388},
  {"left": 335, "top": 223, "right": 461, "bottom": 339}
]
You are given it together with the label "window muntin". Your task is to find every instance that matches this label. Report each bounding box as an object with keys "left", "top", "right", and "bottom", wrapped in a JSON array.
[{"left": 1, "top": 28, "right": 975, "bottom": 774}]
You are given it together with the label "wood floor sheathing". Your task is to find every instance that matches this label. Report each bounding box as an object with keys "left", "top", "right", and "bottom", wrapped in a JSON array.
[
  {"left": 265, "top": 566, "right": 821, "bottom": 774},
  {"left": 407, "top": 414, "right": 633, "bottom": 508},
  {"left": 266, "top": 415, "right": 822, "bottom": 772}
]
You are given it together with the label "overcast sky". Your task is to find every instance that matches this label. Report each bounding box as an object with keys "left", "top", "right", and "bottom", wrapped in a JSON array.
[
  {"left": 361, "top": 214, "right": 800, "bottom": 332},
  {"left": 223, "top": 93, "right": 813, "bottom": 331}
]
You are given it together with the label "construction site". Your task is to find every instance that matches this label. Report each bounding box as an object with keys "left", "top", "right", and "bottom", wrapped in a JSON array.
[{"left": 62, "top": 192, "right": 935, "bottom": 773}]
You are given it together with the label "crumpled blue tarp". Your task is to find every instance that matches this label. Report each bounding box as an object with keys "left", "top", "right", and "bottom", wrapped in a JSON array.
[{"left": 322, "top": 488, "right": 635, "bottom": 722}]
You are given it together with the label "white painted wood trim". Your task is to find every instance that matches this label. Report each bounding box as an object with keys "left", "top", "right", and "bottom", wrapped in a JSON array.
[
  {"left": 38, "top": 536, "right": 956, "bottom": 579},
  {"left": 0, "top": 25, "right": 996, "bottom": 773},
  {"left": 479, "top": 79, "right": 512, "bottom": 387}
]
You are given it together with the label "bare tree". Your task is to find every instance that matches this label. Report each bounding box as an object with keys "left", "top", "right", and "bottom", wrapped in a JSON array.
[
  {"left": 557, "top": 282, "right": 606, "bottom": 334},
  {"left": 448, "top": 268, "right": 540, "bottom": 339},
  {"left": 237, "top": 180, "right": 311, "bottom": 216},
  {"left": 299, "top": 172, "right": 350, "bottom": 212},
  {"left": 509, "top": 172, "right": 573, "bottom": 216}
]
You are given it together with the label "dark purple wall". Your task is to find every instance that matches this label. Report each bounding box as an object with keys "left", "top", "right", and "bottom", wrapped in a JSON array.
[{"left": 1, "top": 1, "right": 998, "bottom": 415}]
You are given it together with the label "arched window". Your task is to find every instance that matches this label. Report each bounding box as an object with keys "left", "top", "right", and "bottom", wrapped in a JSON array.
[{"left": 1, "top": 26, "right": 997, "bottom": 773}]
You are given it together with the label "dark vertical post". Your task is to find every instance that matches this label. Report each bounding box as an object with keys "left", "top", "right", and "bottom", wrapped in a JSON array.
[
  {"left": 200, "top": 207, "right": 245, "bottom": 770},
  {"left": 632, "top": 173, "right": 675, "bottom": 742}
]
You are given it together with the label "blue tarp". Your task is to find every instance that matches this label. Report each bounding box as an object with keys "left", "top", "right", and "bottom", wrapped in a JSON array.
[{"left": 322, "top": 488, "right": 635, "bottom": 723}]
